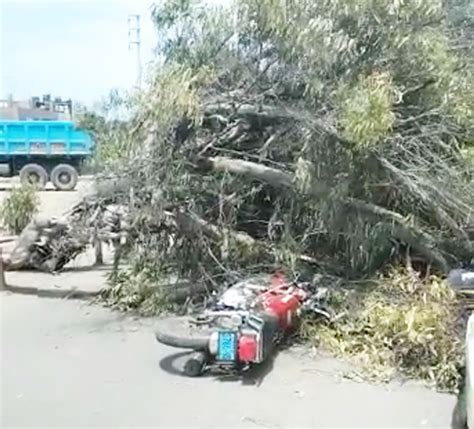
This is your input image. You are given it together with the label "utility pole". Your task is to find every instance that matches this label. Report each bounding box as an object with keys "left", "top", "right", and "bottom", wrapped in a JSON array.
[{"left": 128, "top": 14, "right": 142, "bottom": 89}]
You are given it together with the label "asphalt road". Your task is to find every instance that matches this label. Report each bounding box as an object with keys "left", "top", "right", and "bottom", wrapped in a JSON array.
[{"left": 1, "top": 293, "right": 457, "bottom": 428}]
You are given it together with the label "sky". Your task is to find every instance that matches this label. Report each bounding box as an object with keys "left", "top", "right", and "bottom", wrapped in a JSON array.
[{"left": 0, "top": 0, "right": 159, "bottom": 107}]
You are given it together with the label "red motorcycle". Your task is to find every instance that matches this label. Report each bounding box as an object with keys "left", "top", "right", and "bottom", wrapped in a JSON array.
[{"left": 154, "top": 272, "right": 329, "bottom": 376}]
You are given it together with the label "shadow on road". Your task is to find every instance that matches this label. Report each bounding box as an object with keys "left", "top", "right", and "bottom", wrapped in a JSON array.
[
  {"left": 159, "top": 351, "right": 209, "bottom": 377},
  {"left": 158, "top": 347, "right": 283, "bottom": 386}
]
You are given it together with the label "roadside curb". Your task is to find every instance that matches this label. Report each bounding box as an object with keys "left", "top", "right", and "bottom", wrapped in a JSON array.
[{"left": 1, "top": 284, "right": 100, "bottom": 300}]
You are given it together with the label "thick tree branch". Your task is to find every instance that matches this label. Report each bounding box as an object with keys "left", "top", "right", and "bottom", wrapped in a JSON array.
[
  {"left": 345, "top": 198, "right": 449, "bottom": 272},
  {"left": 204, "top": 102, "right": 297, "bottom": 126},
  {"left": 379, "top": 157, "right": 472, "bottom": 243},
  {"left": 196, "top": 155, "right": 452, "bottom": 272},
  {"left": 196, "top": 156, "right": 294, "bottom": 189},
  {"left": 167, "top": 210, "right": 256, "bottom": 248}
]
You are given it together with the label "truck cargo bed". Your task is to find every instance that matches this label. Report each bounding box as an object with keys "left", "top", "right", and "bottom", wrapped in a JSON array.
[{"left": 0, "top": 120, "right": 94, "bottom": 157}]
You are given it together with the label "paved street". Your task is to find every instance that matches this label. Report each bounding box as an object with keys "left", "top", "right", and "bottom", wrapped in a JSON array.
[
  {"left": 1, "top": 293, "right": 457, "bottom": 428},
  {"left": 0, "top": 177, "right": 460, "bottom": 428}
]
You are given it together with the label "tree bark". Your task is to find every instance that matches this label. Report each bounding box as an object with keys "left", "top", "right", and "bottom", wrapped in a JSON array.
[
  {"left": 204, "top": 102, "right": 296, "bottom": 126},
  {"left": 198, "top": 156, "right": 294, "bottom": 189}
]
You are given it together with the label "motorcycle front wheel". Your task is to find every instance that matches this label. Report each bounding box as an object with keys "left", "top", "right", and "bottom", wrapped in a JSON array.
[{"left": 154, "top": 316, "right": 212, "bottom": 350}]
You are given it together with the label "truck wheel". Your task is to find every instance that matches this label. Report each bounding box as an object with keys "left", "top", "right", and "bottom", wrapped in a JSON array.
[
  {"left": 19, "top": 164, "right": 48, "bottom": 190},
  {"left": 51, "top": 164, "right": 78, "bottom": 191}
]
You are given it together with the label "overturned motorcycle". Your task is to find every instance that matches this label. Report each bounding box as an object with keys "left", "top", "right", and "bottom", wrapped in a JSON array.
[{"left": 154, "top": 272, "right": 330, "bottom": 377}]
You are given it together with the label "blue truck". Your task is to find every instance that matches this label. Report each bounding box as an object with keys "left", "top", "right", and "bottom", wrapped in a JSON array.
[{"left": 0, "top": 120, "right": 95, "bottom": 191}]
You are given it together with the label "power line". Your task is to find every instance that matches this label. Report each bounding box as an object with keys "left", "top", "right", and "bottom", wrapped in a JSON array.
[{"left": 128, "top": 14, "right": 142, "bottom": 90}]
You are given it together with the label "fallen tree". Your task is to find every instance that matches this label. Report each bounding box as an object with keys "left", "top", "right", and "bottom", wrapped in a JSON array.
[{"left": 82, "top": 1, "right": 473, "bottom": 287}]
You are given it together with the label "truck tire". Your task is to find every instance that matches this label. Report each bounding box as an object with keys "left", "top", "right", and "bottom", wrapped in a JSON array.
[
  {"left": 19, "top": 164, "right": 48, "bottom": 190},
  {"left": 51, "top": 164, "right": 78, "bottom": 191}
]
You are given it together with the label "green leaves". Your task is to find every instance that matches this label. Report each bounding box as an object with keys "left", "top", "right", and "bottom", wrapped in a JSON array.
[
  {"left": 152, "top": 0, "right": 235, "bottom": 69},
  {"left": 337, "top": 72, "right": 396, "bottom": 149},
  {"left": 152, "top": 0, "right": 195, "bottom": 30},
  {"left": 0, "top": 184, "right": 39, "bottom": 234},
  {"left": 144, "top": 65, "right": 205, "bottom": 131},
  {"left": 301, "top": 269, "right": 464, "bottom": 391}
]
